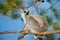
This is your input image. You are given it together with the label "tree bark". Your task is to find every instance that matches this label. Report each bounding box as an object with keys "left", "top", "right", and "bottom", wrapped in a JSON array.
[{"left": 0, "top": 30, "right": 60, "bottom": 35}]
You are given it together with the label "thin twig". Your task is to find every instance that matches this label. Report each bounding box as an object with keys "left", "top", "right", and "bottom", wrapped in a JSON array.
[
  {"left": 0, "top": 30, "right": 19, "bottom": 34},
  {"left": 20, "top": 30, "right": 60, "bottom": 35},
  {"left": 31, "top": 0, "right": 59, "bottom": 14},
  {"left": 44, "top": 0, "right": 58, "bottom": 13},
  {"left": 0, "top": 30, "right": 60, "bottom": 35}
]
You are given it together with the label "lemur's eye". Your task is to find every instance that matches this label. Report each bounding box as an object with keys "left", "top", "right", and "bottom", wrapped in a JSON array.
[{"left": 24, "top": 11, "right": 26, "bottom": 13}]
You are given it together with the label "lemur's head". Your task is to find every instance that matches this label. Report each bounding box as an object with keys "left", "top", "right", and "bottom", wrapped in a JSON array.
[
  {"left": 20, "top": 9, "right": 29, "bottom": 24},
  {"left": 20, "top": 9, "right": 29, "bottom": 16},
  {"left": 20, "top": 9, "right": 29, "bottom": 21}
]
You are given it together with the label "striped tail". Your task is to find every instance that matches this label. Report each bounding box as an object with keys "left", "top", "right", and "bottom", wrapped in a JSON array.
[{"left": 34, "top": 34, "right": 43, "bottom": 40}]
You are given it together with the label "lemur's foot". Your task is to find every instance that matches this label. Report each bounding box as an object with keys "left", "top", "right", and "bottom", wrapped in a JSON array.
[{"left": 20, "top": 30, "right": 26, "bottom": 34}]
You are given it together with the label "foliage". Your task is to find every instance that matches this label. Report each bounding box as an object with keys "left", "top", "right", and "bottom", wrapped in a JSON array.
[
  {"left": 40, "top": 10, "right": 45, "bottom": 15},
  {"left": 45, "top": 34, "right": 54, "bottom": 40},
  {"left": 11, "top": 9, "right": 21, "bottom": 19},
  {"left": 0, "top": 0, "right": 23, "bottom": 18},
  {"left": 46, "top": 16, "right": 53, "bottom": 25},
  {"left": 53, "top": 22, "right": 60, "bottom": 30},
  {"left": 52, "top": 8, "right": 59, "bottom": 18},
  {"left": 47, "top": 0, "right": 51, "bottom": 3}
]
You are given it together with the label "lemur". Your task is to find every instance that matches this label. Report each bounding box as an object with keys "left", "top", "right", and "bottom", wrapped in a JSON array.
[{"left": 18, "top": 9, "right": 48, "bottom": 40}]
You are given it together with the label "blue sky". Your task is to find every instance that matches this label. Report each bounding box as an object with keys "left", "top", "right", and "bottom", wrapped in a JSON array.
[{"left": 0, "top": 0, "right": 60, "bottom": 40}]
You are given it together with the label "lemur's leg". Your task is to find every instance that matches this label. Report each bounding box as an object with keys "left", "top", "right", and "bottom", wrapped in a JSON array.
[
  {"left": 18, "top": 29, "right": 31, "bottom": 40},
  {"left": 18, "top": 33, "right": 27, "bottom": 40}
]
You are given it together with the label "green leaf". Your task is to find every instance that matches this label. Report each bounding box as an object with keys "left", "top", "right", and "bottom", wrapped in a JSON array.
[
  {"left": 45, "top": 34, "right": 54, "bottom": 40},
  {"left": 0, "top": 0, "right": 23, "bottom": 17},
  {"left": 16, "top": 0, "right": 23, "bottom": 7},
  {"left": 40, "top": 10, "right": 45, "bottom": 15},
  {"left": 0, "top": 4, "right": 8, "bottom": 13},
  {"left": 52, "top": 8, "right": 58, "bottom": 17},
  {"left": 53, "top": 22, "right": 60, "bottom": 30},
  {"left": 46, "top": 16, "right": 53, "bottom": 25},
  {"left": 7, "top": 0, "right": 23, "bottom": 7},
  {"left": 11, "top": 10, "right": 20, "bottom": 19},
  {"left": 47, "top": 0, "right": 51, "bottom": 3},
  {"left": 7, "top": 10, "right": 13, "bottom": 16},
  {"left": 0, "top": 2, "right": 15, "bottom": 15}
]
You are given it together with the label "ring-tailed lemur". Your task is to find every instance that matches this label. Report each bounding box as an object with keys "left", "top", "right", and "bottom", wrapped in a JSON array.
[{"left": 18, "top": 9, "right": 48, "bottom": 40}]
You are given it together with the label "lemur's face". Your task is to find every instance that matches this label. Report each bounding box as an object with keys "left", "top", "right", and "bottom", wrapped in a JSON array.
[
  {"left": 20, "top": 9, "right": 29, "bottom": 20},
  {"left": 24, "top": 10, "right": 29, "bottom": 15},
  {"left": 20, "top": 9, "right": 29, "bottom": 16},
  {"left": 20, "top": 9, "right": 29, "bottom": 24}
]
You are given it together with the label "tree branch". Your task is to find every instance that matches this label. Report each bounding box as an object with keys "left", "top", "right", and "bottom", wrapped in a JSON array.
[
  {"left": 0, "top": 30, "right": 19, "bottom": 34},
  {"left": 25, "top": 30, "right": 60, "bottom": 35},
  {"left": 0, "top": 30, "right": 60, "bottom": 35}
]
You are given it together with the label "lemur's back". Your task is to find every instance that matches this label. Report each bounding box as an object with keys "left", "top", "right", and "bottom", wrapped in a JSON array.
[{"left": 26, "top": 14, "right": 48, "bottom": 33}]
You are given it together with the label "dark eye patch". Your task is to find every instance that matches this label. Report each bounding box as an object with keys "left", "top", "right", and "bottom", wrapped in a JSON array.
[
  {"left": 24, "top": 11, "right": 26, "bottom": 13},
  {"left": 26, "top": 11, "right": 29, "bottom": 15}
]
